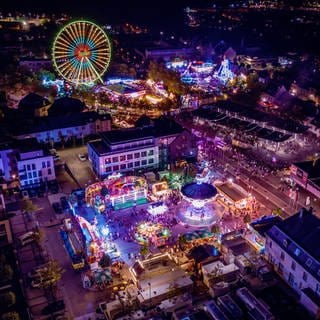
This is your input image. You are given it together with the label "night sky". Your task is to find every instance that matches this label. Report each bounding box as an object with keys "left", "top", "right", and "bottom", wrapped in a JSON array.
[{"left": 1, "top": 0, "right": 211, "bottom": 25}]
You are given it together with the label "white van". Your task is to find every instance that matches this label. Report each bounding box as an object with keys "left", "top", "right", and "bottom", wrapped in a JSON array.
[{"left": 18, "top": 231, "right": 37, "bottom": 246}]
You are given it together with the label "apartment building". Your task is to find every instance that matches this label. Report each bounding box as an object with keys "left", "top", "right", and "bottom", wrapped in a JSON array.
[
  {"left": 88, "top": 118, "right": 197, "bottom": 178},
  {"left": 265, "top": 208, "right": 320, "bottom": 318},
  {"left": 0, "top": 137, "right": 55, "bottom": 189}
]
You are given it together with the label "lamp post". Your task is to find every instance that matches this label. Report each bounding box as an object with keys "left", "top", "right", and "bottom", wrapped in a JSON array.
[{"left": 148, "top": 282, "right": 151, "bottom": 309}]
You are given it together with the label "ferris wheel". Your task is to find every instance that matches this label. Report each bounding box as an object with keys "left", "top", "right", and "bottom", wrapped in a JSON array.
[{"left": 52, "top": 20, "right": 112, "bottom": 86}]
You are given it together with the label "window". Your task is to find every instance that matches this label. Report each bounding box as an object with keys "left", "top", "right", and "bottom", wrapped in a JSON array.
[
  {"left": 148, "top": 158, "right": 154, "bottom": 164},
  {"left": 127, "top": 154, "right": 133, "bottom": 160},
  {"left": 48, "top": 168, "right": 52, "bottom": 175},
  {"left": 33, "top": 172, "right": 37, "bottom": 178},
  {"left": 27, "top": 164, "right": 31, "bottom": 170},
  {"left": 112, "top": 157, "right": 118, "bottom": 163},
  {"left": 278, "top": 263, "right": 283, "bottom": 274},
  {"left": 141, "top": 160, "right": 147, "bottom": 166},
  {"left": 283, "top": 239, "right": 288, "bottom": 247},
  {"left": 134, "top": 161, "right": 140, "bottom": 167},
  {"left": 291, "top": 261, "right": 296, "bottom": 271},
  {"left": 42, "top": 162, "right": 46, "bottom": 168},
  {"left": 32, "top": 164, "right": 35, "bottom": 170},
  {"left": 128, "top": 162, "right": 133, "bottom": 168},
  {"left": 113, "top": 165, "right": 119, "bottom": 171},
  {"left": 38, "top": 170, "right": 42, "bottom": 177},
  {"left": 141, "top": 151, "right": 147, "bottom": 157},
  {"left": 28, "top": 172, "right": 32, "bottom": 179},
  {"left": 148, "top": 150, "right": 154, "bottom": 156},
  {"left": 306, "top": 258, "right": 312, "bottom": 267},
  {"left": 120, "top": 155, "right": 126, "bottom": 162},
  {"left": 134, "top": 153, "right": 140, "bottom": 159},
  {"left": 269, "top": 240, "right": 272, "bottom": 248},
  {"left": 294, "top": 248, "right": 300, "bottom": 256},
  {"left": 280, "top": 252, "right": 285, "bottom": 260},
  {"left": 303, "top": 272, "right": 308, "bottom": 282},
  {"left": 120, "top": 164, "right": 126, "bottom": 170},
  {"left": 105, "top": 158, "right": 111, "bottom": 164}
]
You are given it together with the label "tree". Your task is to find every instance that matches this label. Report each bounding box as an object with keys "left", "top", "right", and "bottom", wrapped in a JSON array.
[
  {"left": 0, "top": 291, "right": 16, "bottom": 309},
  {"left": 0, "top": 255, "right": 14, "bottom": 283},
  {"left": 243, "top": 213, "right": 252, "bottom": 225},
  {"left": 272, "top": 207, "right": 282, "bottom": 216},
  {"left": 36, "top": 260, "right": 64, "bottom": 296},
  {"left": 1, "top": 312, "right": 20, "bottom": 320},
  {"left": 140, "top": 244, "right": 149, "bottom": 257},
  {"left": 99, "top": 253, "right": 111, "bottom": 269},
  {"left": 20, "top": 199, "right": 38, "bottom": 214}
]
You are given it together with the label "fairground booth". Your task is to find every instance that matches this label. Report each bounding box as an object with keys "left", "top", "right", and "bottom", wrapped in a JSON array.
[
  {"left": 215, "top": 181, "right": 254, "bottom": 214},
  {"left": 85, "top": 175, "right": 148, "bottom": 211}
]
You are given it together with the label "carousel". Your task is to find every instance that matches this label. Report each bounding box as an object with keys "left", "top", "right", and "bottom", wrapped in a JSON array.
[
  {"left": 135, "top": 221, "right": 171, "bottom": 247},
  {"left": 179, "top": 179, "right": 219, "bottom": 227}
]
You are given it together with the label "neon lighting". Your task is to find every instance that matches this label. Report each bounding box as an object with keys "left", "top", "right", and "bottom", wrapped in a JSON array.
[{"left": 52, "top": 20, "right": 112, "bottom": 86}]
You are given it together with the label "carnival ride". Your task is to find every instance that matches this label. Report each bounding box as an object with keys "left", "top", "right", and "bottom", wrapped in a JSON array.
[
  {"left": 214, "top": 58, "right": 234, "bottom": 84},
  {"left": 52, "top": 20, "right": 112, "bottom": 86},
  {"left": 179, "top": 179, "right": 219, "bottom": 227},
  {"left": 85, "top": 176, "right": 148, "bottom": 211},
  {"left": 135, "top": 221, "right": 171, "bottom": 247}
]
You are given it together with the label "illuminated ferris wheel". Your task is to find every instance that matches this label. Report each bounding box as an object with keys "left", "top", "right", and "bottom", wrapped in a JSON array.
[{"left": 52, "top": 20, "right": 112, "bottom": 86}]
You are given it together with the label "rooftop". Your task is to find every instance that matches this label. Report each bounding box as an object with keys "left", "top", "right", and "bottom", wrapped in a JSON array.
[
  {"left": 10, "top": 111, "right": 110, "bottom": 136},
  {"left": 267, "top": 208, "right": 320, "bottom": 282},
  {"left": 293, "top": 160, "right": 320, "bottom": 179},
  {"left": 98, "top": 117, "right": 183, "bottom": 146},
  {"left": 18, "top": 92, "right": 50, "bottom": 110}
]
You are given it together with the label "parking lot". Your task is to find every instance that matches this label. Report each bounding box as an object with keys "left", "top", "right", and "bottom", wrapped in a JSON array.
[{"left": 56, "top": 146, "right": 98, "bottom": 190}]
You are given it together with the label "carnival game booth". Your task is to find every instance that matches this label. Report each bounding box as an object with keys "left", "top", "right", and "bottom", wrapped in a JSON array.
[{"left": 85, "top": 175, "right": 148, "bottom": 211}]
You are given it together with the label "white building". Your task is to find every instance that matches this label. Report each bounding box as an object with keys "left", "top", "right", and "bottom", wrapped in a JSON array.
[
  {"left": 88, "top": 118, "right": 196, "bottom": 179},
  {"left": 14, "top": 111, "right": 111, "bottom": 144},
  {"left": 17, "top": 141, "right": 55, "bottom": 188},
  {"left": 265, "top": 208, "right": 320, "bottom": 318},
  {"left": 0, "top": 137, "right": 55, "bottom": 189},
  {"left": 88, "top": 128, "right": 159, "bottom": 179}
]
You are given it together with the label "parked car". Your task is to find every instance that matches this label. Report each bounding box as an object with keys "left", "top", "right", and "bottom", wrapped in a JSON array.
[
  {"left": 18, "top": 231, "right": 38, "bottom": 246},
  {"left": 78, "top": 153, "right": 87, "bottom": 161},
  {"left": 41, "top": 300, "right": 65, "bottom": 315},
  {"left": 28, "top": 264, "right": 49, "bottom": 279},
  {"left": 52, "top": 202, "right": 63, "bottom": 214},
  {"left": 31, "top": 277, "right": 43, "bottom": 288},
  {"left": 60, "top": 197, "right": 70, "bottom": 210},
  {"left": 49, "top": 149, "right": 57, "bottom": 156},
  {"left": 21, "top": 190, "right": 29, "bottom": 199}
]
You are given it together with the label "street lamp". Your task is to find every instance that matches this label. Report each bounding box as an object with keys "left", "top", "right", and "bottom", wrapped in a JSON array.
[{"left": 148, "top": 282, "right": 151, "bottom": 308}]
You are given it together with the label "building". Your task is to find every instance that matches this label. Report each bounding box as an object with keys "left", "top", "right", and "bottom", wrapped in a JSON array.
[
  {"left": 19, "top": 57, "right": 52, "bottom": 73},
  {"left": 290, "top": 82, "right": 320, "bottom": 105},
  {"left": 0, "top": 219, "right": 13, "bottom": 246},
  {"left": 88, "top": 118, "right": 196, "bottom": 178},
  {"left": 0, "top": 137, "right": 18, "bottom": 184},
  {"left": 130, "top": 253, "right": 193, "bottom": 308},
  {"left": 0, "top": 137, "right": 55, "bottom": 189},
  {"left": 291, "top": 160, "right": 320, "bottom": 199},
  {"left": 17, "top": 138, "right": 55, "bottom": 189},
  {"left": 12, "top": 111, "right": 111, "bottom": 144},
  {"left": 18, "top": 92, "right": 51, "bottom": 117},
  {"left": 265, "top": 208, "right": 320, "bottom": 318}
]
